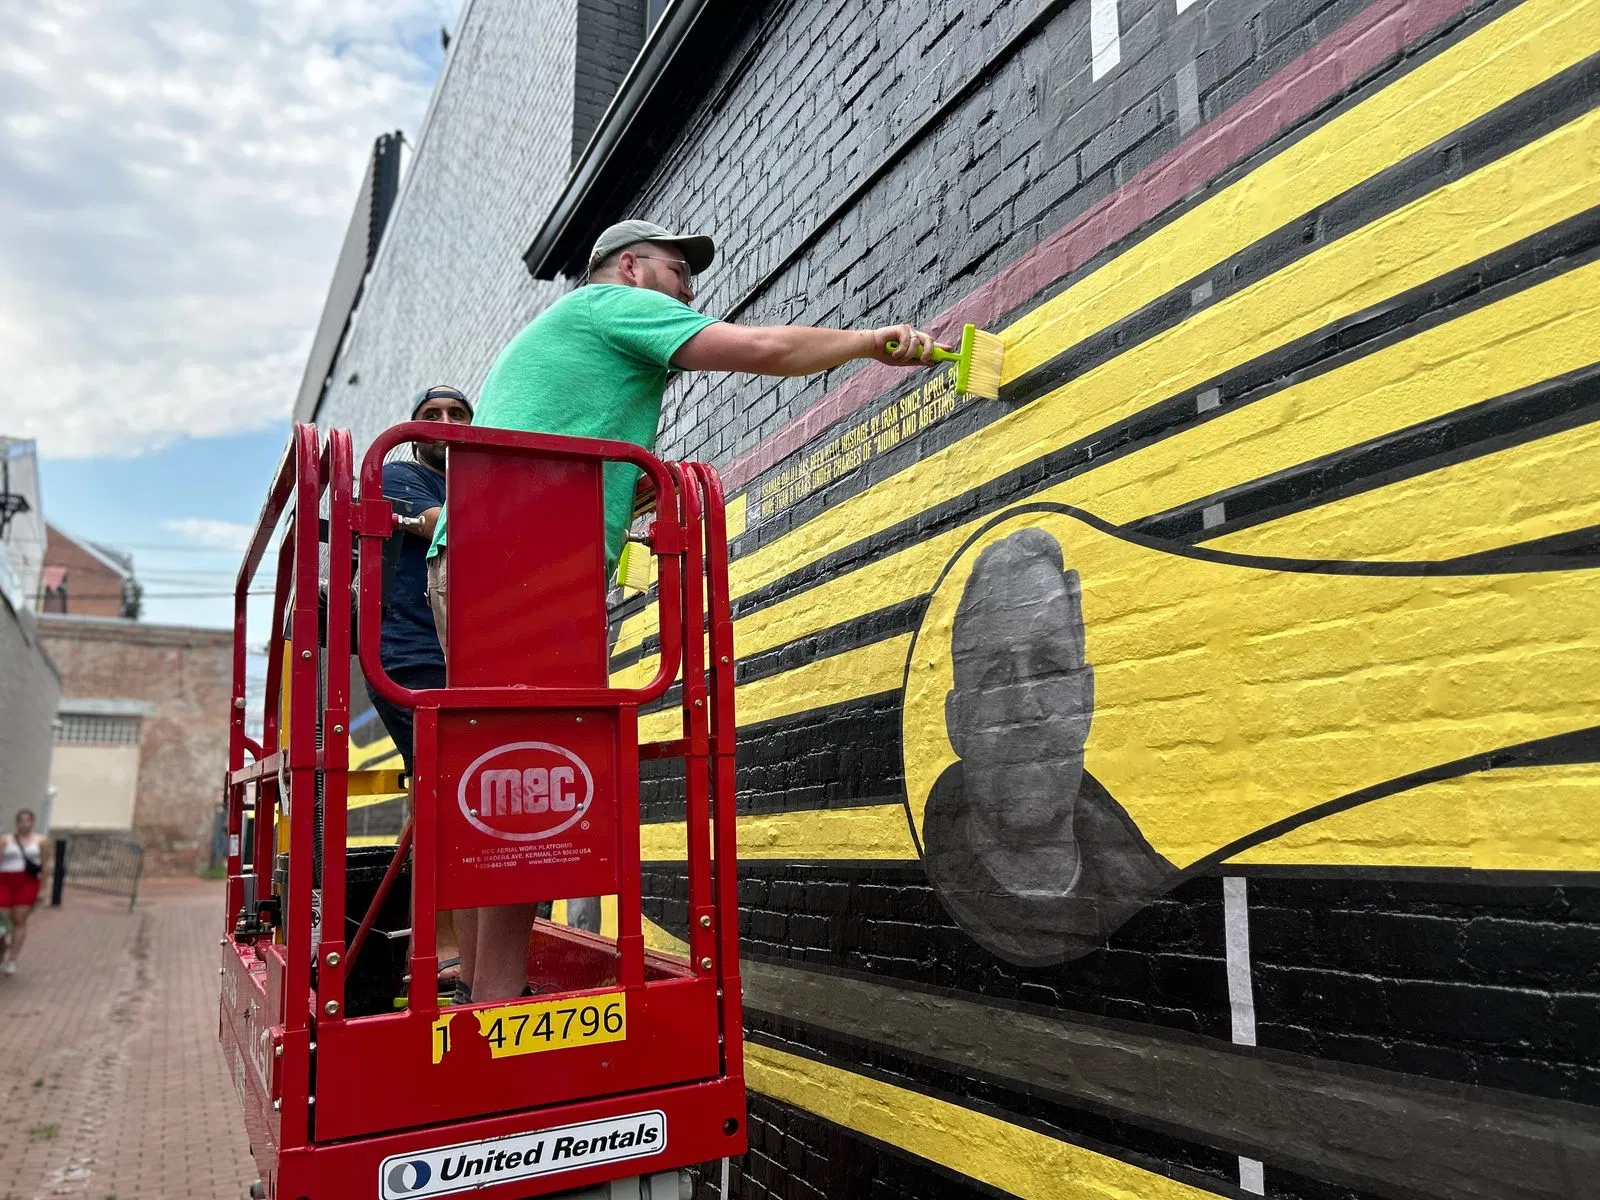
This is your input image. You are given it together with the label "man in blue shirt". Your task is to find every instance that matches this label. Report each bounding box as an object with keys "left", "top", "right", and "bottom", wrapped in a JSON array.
[{"left": 367, "top": 385, "right": 473, "bottom": 775}]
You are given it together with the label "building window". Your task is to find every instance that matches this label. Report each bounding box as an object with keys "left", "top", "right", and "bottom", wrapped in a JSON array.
[{"left": 56, "top": 713, "right": 143, "bottom": 746}]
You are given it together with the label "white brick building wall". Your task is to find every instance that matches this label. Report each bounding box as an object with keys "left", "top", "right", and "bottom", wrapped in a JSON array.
[{"left": 315, "top": 0, "right": 580, "bottom": 451}]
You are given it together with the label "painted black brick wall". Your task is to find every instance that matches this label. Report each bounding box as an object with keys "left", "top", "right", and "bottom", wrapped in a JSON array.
[
  {"left": 1249, "top": 876, "right": 1600, "bottom": 1105},
  {"left": 574, "top": 0, "right": 647, "bottom": 164}
]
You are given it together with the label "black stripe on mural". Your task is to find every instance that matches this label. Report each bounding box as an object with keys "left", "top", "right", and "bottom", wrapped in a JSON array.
[
  {"left": 736, "top": 960, "right": 1586, "bottom": 1200},
  {"left": 643, "top": 863, "right": 1233, "bottom": 1041},
  {"left": 745, "top": 1016, "right": 1243, "bottom": 1192},
  {"left": 348, "top": 797, "right": 405, "bottom": 840},
  {"left": 719, "top": 210, "right": 1600, "bottom": 637},
  {"left": 640, "top": 692, "right": 905, "bottom": 823},
  {"left": 731, "top": 1088, "right": 1012, "bottom": 1200},
  {"left": 742, "top": 1029, "right": 1241, "bottom": 1199},
  {"left": 633, "top": 597, "right": 924, "bottom": 714},
  {"left": 723, "top": 46, "right": 1600, "bottom": 579},
  {"left": 1446, "top": 522, "right": 1600, "bottom": 571}
]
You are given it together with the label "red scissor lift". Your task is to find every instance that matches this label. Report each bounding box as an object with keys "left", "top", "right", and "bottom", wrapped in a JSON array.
[{"left": 221, "top": 422, "right": 746, "bottom": 1199}]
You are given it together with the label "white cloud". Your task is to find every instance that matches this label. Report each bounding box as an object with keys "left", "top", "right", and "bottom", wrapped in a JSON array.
[
  {"left": 162, "top": 516, "right": 256, "bottom": 552},
  {"left": 0, "top": 0, "right": 457, "bottom": 459}
]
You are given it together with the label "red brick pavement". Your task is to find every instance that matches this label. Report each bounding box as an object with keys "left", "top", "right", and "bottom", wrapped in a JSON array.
[{"left": 0, "top": 879, "right": 256, "bottom": 1200}]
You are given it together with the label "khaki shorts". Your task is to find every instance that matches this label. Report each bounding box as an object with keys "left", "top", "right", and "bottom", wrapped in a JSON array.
[{"left": 426, "top": 552, "right": 447, "bottom": 654}]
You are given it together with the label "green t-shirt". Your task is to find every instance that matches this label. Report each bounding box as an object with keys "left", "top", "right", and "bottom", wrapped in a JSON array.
[{"left": 429, "top": 285, "right": 715, "bottom": 570}]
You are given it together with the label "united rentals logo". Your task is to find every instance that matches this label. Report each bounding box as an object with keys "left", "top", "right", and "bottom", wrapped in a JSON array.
[
  {"left": 378, "top": 1110, "right": 666, "bottom": 1199},
  {"left": 457, "top": 740, "right": 595, "bottom": 842}
]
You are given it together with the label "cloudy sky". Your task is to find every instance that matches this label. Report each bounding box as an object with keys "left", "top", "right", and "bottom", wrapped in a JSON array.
[{"left": 1, "top": 0, "right": 459, "bottom": 626}]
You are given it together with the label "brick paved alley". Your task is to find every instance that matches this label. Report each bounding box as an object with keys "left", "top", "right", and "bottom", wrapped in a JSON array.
[{"left": 0, "top": 879, "right": 255, "bottom": 1200}]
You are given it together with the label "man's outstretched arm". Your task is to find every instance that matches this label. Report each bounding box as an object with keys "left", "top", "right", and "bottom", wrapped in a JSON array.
[{"left": 672, "top": 321, "right": 942, "bottom": 376}]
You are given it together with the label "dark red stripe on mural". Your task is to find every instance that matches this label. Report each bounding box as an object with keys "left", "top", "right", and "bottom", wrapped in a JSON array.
[{"left": 722, "top": 0, "right": 1480, "bottom": 495}]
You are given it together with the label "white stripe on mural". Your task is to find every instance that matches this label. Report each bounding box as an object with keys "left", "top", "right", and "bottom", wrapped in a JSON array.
[
  {"left": 1224, "top": 875, "right": 1266, "bottom": 1194},
  {"left": 1092, "top": 0, "right": 1122, "bottom": 79}
]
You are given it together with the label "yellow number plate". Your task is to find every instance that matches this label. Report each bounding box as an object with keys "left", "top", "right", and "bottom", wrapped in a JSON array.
[{"left": 432, "top": 992, "right": 626, "bottom": 1064}]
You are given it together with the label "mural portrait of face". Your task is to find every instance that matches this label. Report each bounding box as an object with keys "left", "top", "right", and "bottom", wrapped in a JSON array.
[
  {"left": 906, "top": 518, "right": 1172, "bottom": 968},
  {"left": 945, "top": 529, "right": 1094, "bottom": 880}
]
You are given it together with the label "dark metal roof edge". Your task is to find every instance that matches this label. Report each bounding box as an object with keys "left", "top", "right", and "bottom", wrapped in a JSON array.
[{"left": 523, "top": 0, "right": 717, "bottom": 280}]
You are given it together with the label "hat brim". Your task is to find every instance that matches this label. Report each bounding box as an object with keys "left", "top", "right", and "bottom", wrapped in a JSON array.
[{"left": 645, "top": 233, "right": 715, "bottom": 274}]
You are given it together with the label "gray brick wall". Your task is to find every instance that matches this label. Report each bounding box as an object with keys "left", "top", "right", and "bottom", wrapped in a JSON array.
[{"left": 314, "top": 0, "right": 580, "bottom": 454}]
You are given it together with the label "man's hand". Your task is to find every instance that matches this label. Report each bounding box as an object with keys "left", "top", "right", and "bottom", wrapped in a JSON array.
[{"left": 867, "top": 324, "right": 943, "bottom": 366}]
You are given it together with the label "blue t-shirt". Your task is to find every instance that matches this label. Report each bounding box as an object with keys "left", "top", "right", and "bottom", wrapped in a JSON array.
[{"left": 379, "top": 460, "right": 447, "bottom": 672}]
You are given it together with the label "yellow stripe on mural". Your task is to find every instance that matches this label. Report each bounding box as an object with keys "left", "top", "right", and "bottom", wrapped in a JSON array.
[
  {"left": 734, "top": 101, "right": 1600, "bottom": 601},
  {"left": 1210, "top": 417, "right": 1600, "bottom": 562},
  {"left": 1226, "top": 763, "right": 1600, "bottom": 872},
  {"left": 639, "top": 802, "right": 917, "bottom": 863},
  {"left": 745, "top": 1042, "right": 1222, "bottom": 1200},
  {"left": 637, "top": 633, "right": 911, "bottom": 741},
  {"left": 1080, "top": 261, "right": 1600, "bottom": 529}
]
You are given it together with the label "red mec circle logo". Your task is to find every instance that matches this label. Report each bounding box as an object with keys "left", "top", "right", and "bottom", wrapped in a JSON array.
[{"left": 458, "top": 741, "right": 595, "bottom": 842}]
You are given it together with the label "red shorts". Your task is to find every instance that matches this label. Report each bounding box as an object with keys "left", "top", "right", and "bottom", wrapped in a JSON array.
[{"left": 0, "top": 872, "right": 40, "bottom": 909}]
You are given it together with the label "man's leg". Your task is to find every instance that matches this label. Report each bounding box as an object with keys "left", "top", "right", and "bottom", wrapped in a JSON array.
[
  {"left": 472, "top": 904, "right": 541, "bottom": 1001},
  {"left": 426, "top": 552, "right": 448, "bottom": 653}
]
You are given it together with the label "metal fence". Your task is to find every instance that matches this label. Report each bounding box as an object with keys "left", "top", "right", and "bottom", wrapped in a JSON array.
[{"left": 51, "top": 833, "right": 144, "bottom": 911}]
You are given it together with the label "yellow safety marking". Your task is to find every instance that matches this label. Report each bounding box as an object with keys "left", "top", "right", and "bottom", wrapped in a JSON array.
[
  {"left": 348, "top": 834, "right": 401, "bottom": 848},
  {"left": 745, "top": 1042, "right": 1222, "bottom": 1200},
  {"left": 640, "top": 803, "right": 917, "bottom": 863},
  {"left": 899, "top": 510, "right": 1600, "bottom": 869},
  {"left": 636, "top": 634, "right": 912, "bottom": 742},
  {"left": 431, "top": 992, "right": 626, "bottom": 1064},
  {"left": 1211, "top": 417, "right": 1600, "bottom": 562},
  {"left": 1227, "top": 763, "right": 1600, "bottom": 872}
]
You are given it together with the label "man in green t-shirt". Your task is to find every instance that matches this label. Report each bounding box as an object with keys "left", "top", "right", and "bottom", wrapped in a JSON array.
[{"left": 430, "top": 219, "right": 943, "bottom": 1002}]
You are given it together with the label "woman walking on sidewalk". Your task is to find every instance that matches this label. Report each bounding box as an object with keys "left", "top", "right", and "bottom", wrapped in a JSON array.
[{"left": 0, "top": 809, "right": 45, "bottom": 975}]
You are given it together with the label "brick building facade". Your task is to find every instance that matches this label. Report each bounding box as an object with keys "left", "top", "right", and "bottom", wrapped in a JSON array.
[
  {"left": 311, "top": 1, "right": 1600, "bottom": 1196},
  {"left": 40, "top": 521, "right": 138, "bottom": 618},
  {"left": 38, "top": 616, "right": 232, "bottom": 875}
]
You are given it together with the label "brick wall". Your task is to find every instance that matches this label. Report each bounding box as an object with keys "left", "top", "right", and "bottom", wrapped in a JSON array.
[
  {"left": 38, "top": 616, "right": 232, "bottom": 875},
  {"left": 42, "top": 522, "right": 130, "bottom": 618},
  {"left": 313, "top": 0, "right": 580, "bottom": 456},
  {"left": 310, "top": 0, "right": 1600, "bottom": 1196},
  {"left": 573, "top": 0, "right": 647, "bottom": 163}
]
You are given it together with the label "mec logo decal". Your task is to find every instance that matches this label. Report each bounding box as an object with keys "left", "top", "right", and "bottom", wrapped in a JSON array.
[{"left": 458, "top": 741, "right": 594, "bottom": 842}]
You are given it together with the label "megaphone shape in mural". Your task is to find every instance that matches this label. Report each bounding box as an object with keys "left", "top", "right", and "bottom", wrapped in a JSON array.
[{"left": 900, "top": 504, "right": 1600, "bottom": 969}]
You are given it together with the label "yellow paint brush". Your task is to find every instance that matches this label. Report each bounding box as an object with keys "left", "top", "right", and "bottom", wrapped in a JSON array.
[{"left": 886, "top": 324, "right": 1006, "bottom": 400}]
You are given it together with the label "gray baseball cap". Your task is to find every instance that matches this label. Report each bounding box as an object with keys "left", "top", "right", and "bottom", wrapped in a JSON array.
[{"left": 588, "top": 219, "right": 715, "bottom": 275}]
